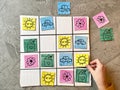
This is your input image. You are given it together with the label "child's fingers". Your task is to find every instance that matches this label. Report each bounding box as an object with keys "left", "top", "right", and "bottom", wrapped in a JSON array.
[
  {"left": 86, "top": 65, "right": 94, "bottom": 74},
  {"left": 90, "top": 59, "right": 102, "bottom": 65}
]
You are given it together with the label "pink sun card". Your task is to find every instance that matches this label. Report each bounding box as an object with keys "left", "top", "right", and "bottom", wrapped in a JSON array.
[
  {"left": 60, "top": 70, "right": 73, "bottom": 84},
  {"left": 93, "top": 11, "right": 109, "bottom": 28},
  {"left": 73, "top": 17, "right": 87, "bottom": 30},
  {"left": 24, "top": 54, "right": 38, "bottom": 68}
]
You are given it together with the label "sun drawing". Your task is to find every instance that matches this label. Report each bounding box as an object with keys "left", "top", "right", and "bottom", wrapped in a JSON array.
[
  {"left": 58, "top": 36, "right": 71, "bottom": 49},
  {"left": 41, "top": 71, "right": 55, "bottom": 86},
  {"left": 75, "top": 54, "right": 89, "bottom": 67},
  {"left": 22, "top": 17, "right": 36, "bottom": 31}
]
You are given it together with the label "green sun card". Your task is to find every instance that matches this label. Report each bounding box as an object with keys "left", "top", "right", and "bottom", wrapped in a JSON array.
[
  {"left": 100, "top": 28, "right": 114, "bottom": 41},
  {"left": 76, "top": 68, "right": 90, "bottom": 83},
  {"left": 41, "top": 54, "right": 54, "bottom": 67},
  {"left": 24, "top": 39, "right": 37, "bottom": 52}
]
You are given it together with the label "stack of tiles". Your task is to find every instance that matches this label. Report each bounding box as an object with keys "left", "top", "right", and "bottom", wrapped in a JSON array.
[{"left": 20, "top": 15, "right": 91, "bottom": 87}]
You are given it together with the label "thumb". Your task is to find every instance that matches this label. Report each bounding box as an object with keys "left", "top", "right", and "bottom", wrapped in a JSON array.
[{"left": 86, "top": 65, "right": 94, "bottom": 74}]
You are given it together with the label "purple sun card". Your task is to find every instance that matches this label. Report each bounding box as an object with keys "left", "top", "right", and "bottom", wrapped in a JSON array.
[
  {"left": 24, "top": 54, "right": 38, "bottom": 68},
  {"left": 93, "top": 11, "right": 109, "bottom": 28},
  {"left": 60, "top": 70, "right": 73, "bottom": 84}
]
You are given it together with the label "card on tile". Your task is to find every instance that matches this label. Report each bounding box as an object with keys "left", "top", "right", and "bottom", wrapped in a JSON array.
[
  {"left": 75, "top": 68, "right": 91, "bottom": 86},
  {"left": 40, "top": 36, "right": 56, "bottom": 51},
  {"left": 74, "top": 35, "right": 89, "bottom": 51},
  {"left": 57, "top": 17, "right": 72, "bottom": 34},
  {"left": 58, "top": 2, "right": 71, "bottom": 15},
  {"left": 41, "top": 69, "right": 56, "bottom": 86},
  {"left": 20, "top": 53, "right": 39, "bottom": 69},
  {"left": 100, "top": 28, "right": 113, "bottom": 41},
  {"left": 74, "top": 52, "right": 90, "bottom": 67},
  {"left": 58, "top": 52, "right": 73, "bottom": 67},
  {"left": 58, "top": 69, "right": 74, "bottom": 86},
  {"left": 40, "top": 16, "right": 54, "bottom": 31},
  {"left": 93, "top": 11, "right": 109, "bottom": 28},
  {"left": 40, "top": 16, "right": 55, "bottom": 34},
  {"left": 20, "top": 15, "right": 39, "bottom": 35},
  {"left": 41, "top": 54, "right": 54, "bottom": 67},
  {"left": 24, "top": 39, "right": 37, "bottom": 52},
  {"left": 20, "top": 36, "right": 39, "bottom": 52},
  {"left": 75, "top": 36, "right": 87, "bottom": 49},
  {"left": 57, "top": 35, "right": 72, "bottom": 51},
  {"left": 73, "top": 16, "right": 89, "bottom": 33},
  {"left": 20, "top": 70, "right": 40, "bottom": 87}
]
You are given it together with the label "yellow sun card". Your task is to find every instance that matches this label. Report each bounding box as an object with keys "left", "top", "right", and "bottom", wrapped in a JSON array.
[
  {"left": 22, "top": 17, "right": 36, "bottom": 31},
  {"left": 75, "top": 53, "right": 89, "bottom": 67},
  {"left": 58, "top": 36, "right": 72, "bottom": 49},
  {"left": 41, "top": 71, "right": 55, "bottom": 86}
]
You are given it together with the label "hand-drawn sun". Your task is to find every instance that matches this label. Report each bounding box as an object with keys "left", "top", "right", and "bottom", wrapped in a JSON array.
[
  {"left": 41, "top": 71, "right": 55, "bottom": 86},
  {"left": 75, "top": 54, "right": 89, "bottom": 67},
  {"left": 58, "top": 36, "right": 71, "bottom": 49},
  {"left": 22, "top": 17, "right": 36, "bottom": 31}
]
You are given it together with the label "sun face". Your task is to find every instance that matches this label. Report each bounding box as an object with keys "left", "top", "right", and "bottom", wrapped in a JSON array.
[
  {"left": 75, "top": 54, "right": 89, "bottom": 67},
  {"left": 41, "top": 71, "right": 55, "bottom": 86},
  {"left": 22, "top": 17, "right": 36, "bottom": 31},
  {"left": 58, "top": 36, "right": 71, "bottom": 49}
]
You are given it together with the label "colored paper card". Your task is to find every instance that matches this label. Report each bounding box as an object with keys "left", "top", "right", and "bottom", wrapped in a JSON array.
[
  {"left": 75, "top": 36, "right": 88, "bottom": 49},
  {"left": 24, "top": 54, "right": 38, "bottom": 68},
  {"left": 20, "top": 15, "right": 39, "bottom": 35},
  {"left": 75, "top": 68, "right": 90, "bottom": 83},
  {"left": 20, "top": 53, "right": 39, "bottom": 69},
  {"left": 20, "top": 70, "right": 40, "bottom": 87},
  {"left": 58, "top": 2, "right": 71, "bottom": 15},
  {"left": 41, "top": 70, "right": 56, "bottom": 86},
  {"left": 57, "top": 69, "right": 74, "bottom": 86},
  {"left": 22, "top": 17, "right": 36, "bottom": 31},
  {"left": 60, "top": 70, "right": 73, "bottom": 83},
  {"left": 100, "top": 28, "right": 113, "bottom": 41},
  {"left": 41, "top": 54, "right": 54, "bottom": 67},
  {"left": 74, "top": 53, "right": 89, "bottom": 67},
  {"left": 73, "top": 16, "right": 89, "bottom": 34},
  {"left": 58, "top": 35, "right": 72, "bottom": 49},
  {"left": 40, "top": 16, "right": 54, "bottom": 31},
  {"left": 59, "top": 52, "right": 73, "bottom": 66},
  {"left": 93, "top": 11, "right": 109, "bottom": 28},
  {"left": 24, "top": 39, "right": 37, "bottom": 52}
]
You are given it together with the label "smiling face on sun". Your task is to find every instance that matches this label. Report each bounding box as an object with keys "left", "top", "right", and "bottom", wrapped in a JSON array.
[
  {"left": 22, "top": 17, "right": 36, "bottom": 31},
  {"left": 41, "top": 71, "right": 55, "bottom": 86},
  {"left": 75, "top": 54, "right": 89, "bottom": 67},
  {"left": 58, "top": 36, "right": 71, "bottom": 49}
]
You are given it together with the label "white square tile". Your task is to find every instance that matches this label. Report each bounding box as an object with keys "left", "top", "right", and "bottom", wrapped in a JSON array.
[
  {"left": 20, "top": 36, "right": 39, "bottom": 52},
  {"left": 57, "top": 17, "right": 72, "bottom": 34},
  {"left": 57, "top": 69, "right": 74, "bottom": 86},
  {"left": 73, "top": 16, "right": 89, "bottom": 34},
  {"left": 20, "top": 53, "right": 39, "bottom": 69},
  {"left": 20, "top": 70, "right": 40, "bottom": 87},
  {"left": 40, "top": 16, "right": 56, "bottom": 34},
  {"left": 40, "top": 52, "right": 56, "bottom": 68},
  {"left": 41, "top": 69, "right": 56, "bottom": 86},
  {"left": 20, "top": 15, "right": 39, "bottom": 35},
  {"left": 40, "top": 36, "right": 56, "bottom": 51},
  {"left": 57, "top": 35, "right": 72, "bottom": 51},
  {"left": 74, "top": 34, "right": 90, "bottom": 51}
]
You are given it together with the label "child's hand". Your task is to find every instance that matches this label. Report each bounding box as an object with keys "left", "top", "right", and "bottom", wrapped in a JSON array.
[{"left": 86, "top": 59, "right": 109, "bottom": 90}]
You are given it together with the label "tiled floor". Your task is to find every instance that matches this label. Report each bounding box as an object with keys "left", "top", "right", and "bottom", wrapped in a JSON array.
[{"left": 0, "top": 0, "right": 120, "bottom": 90}]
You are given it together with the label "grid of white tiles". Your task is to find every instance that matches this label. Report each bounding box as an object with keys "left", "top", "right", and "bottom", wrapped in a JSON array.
[{"left": 20, "top": 15, "right": 91, "bottom": 87}]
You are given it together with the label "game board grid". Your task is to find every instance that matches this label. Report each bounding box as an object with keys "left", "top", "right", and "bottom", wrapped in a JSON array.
[{"left": 20, "top": 16, "right": 91, "bottom": 87}]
